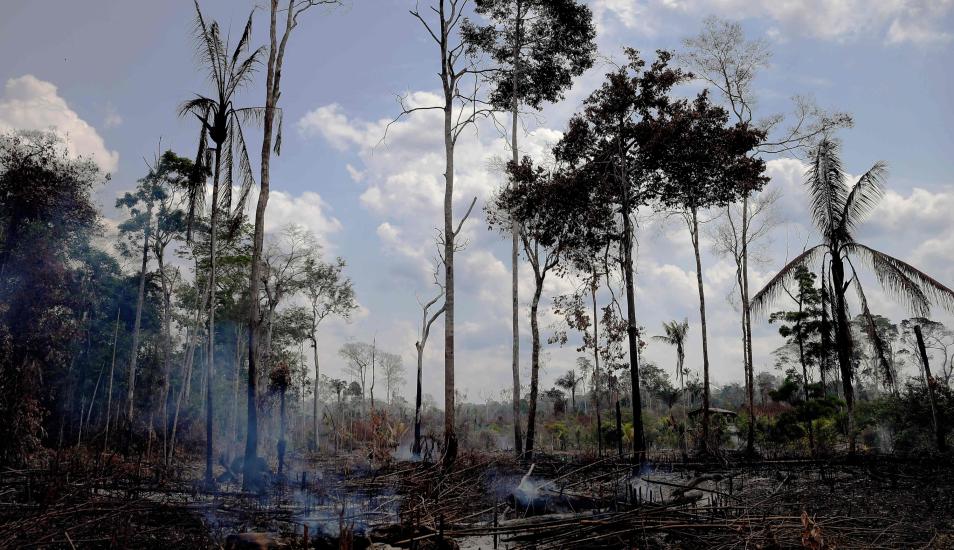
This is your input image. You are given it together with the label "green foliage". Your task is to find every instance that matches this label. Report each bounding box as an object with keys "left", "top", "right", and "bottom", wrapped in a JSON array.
[
  {"left": 0, "top": 131, "right": 105, "bottom": 463},
  {"left": 857, "top": 383, "right": 954, "bottom": 453}
]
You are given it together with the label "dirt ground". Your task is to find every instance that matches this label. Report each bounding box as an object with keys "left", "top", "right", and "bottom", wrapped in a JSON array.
[{"left": 2, "top": 448, "right": 953, "bottom": 549}]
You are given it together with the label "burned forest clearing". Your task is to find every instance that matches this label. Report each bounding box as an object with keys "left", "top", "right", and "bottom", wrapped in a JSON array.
[{"left": 2, "top": 1, "right": 954, "bottom": 548}]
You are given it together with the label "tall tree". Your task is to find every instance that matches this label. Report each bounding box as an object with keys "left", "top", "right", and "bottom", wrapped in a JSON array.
[
  {"left": 115, "top": 175, "right": 159, "bottom": 435},
  {"left": 397, "top": 0, "right": 490, "bottom": 467},
  {"left": 301, "top": 256, "right": 355, "bottom": 451},
  {"left": 646, "top": 91, "right": 767, "bottom": 449},
  {"left": 489, "top": 157, "right": 585, "bottom": 459},
  {"left": 244, "top": 0, "right": 341, "bottom": 490},
  {"left": 180, "top": 0, "right": 264, "bottom": 486},
  {"left": 555, "top": 49, "right": 686, "bottom": 462},
  {"left": 681, "top": 16, "right": 851, "bottom": 456},
  {"left": 146, "top": 152, "right": 192, "bottom": 459},
  {"left": 752, "top": 138, "right": 954, "bottom": 453},
  {"left": 463, "top": 0, "right": 595, "bottom": 459}
]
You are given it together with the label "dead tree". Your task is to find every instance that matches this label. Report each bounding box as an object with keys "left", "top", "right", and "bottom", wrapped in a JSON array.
[
  {"left": 392, "top": 0, "right": 492, "bottom": 466},
  {"left": 414, "top": 268, "right": 445, "bottom": 457},
  {"left": 245, "top": 0, "right": 341, "bottom": 491}
]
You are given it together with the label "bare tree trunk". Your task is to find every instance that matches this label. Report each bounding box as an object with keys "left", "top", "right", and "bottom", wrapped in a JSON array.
[
  {"left": 830, "top": 255, "right": 856, "bottom": 454},
  {"left": 524, "top": 275, "right": 543, "bottom": 459},
  {"left": 915, "top": 325, "right": 946, "bottom": 451},
  {"left": 414, "top": 342, "right": 424, "bottom": 456},
  {"left": 312, "top": 337, "right": 320, "bottom": 452},
  {"left": 615, "top": 398, "right": 623, "bottom": 457},
  {"left": 591, "top": 280, "right": 603, "bottom": 457},
  {"left": 83, "top": 363, "right": 105, "bottom": 446},
  {"left": 740, "top": 196, "right": 757, "bottom": 457},
  {"left": 245, "top": 0, "right": 282, "bottom": 491},
  {"left": 169, "top": 282, "right": 204, "bottom": 462},
  {"left": 205, "top": 145, "right": 221, "bottom": 486},
  {"left": 441, "top": 63, "right": 458, "bottom": 468},
  {"left": 509, "top": 0, "right": 524, "bottom": 460},
  {"left": 370, "top": 340, "right": 376, "bottom": 410},
  {"left": 795, "top": 299, "right": 815, "bottom": 455},
  {"left": 278, "top": 388, "right": 287, "bottom": 475},
  {"left": 620, "top": 169, "right": 645, "bottom": 463},
  {"left": 690, "top": 208, "right": 713, "bottom": 451},
  {"left": 126, "top": 202, "right": 153, "bottom": 431},
  {"left": 104, "top": 307, "right": 120, "bottom": 451},
  {"left": 232, "top": 326, "right": 242, "bottom": 448},
  {"left": 158, "top": 254, "right": 173, "bottom": 461}
]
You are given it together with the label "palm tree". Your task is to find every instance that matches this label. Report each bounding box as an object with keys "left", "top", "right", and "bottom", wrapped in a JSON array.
[
  {"left": 555, "top": 370, "right": 581, "bottom": 412},
  {"left": 752, "top": 138, "right": 954, "bottom": 453},
  {"left": 653, "top": 319, "right": 689, "bottom": 455},
  {"left": 179, "top": 0, "right": 264, "bottom": 486}
]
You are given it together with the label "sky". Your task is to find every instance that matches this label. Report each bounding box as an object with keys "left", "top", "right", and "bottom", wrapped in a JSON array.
[{"left": 1, "top": 0, "right": 953, "bottom": 404}]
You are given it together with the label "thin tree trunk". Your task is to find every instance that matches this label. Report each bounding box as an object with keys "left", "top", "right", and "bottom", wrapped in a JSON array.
[
  {"left": 524, "top": 275, "right": 543, "bottom": 459},
  {"left": 126, "top": 202, "right": 153, "bottom": 430},
  {"left": 621, "top": 171, "right": 645, "bottom": 463},
  {"left": 158, "top": 254, "right": 173, "bottom": 461},
  {"left": 740, "top": 196, "right": 757, "bottom": 456},
  {"left": 509, "top": 0, "right": 524, "bottom": 460},
  {"left": 414, "top": 342, "right": 424, "bottom": 456},
  {"left": 232, "top": 326, "right": 242, "bottom": 448},
  {"left": 244, "top": 0, "right": 286, "bottom": 491},
  {"left": 690, "top": 207, "right": 713, "bottom": 450},
  {"left": 795, "top": 298, "right": 815, "bottom": 455},
  {"left": 441, "top": 44, "right": 458, "bottom": 468},
  {"left": 104, "top": 307, "right": 120, "bottom": 451},
  {"left": 312, "top": 337, "right": 320, "bottom": 452},
  {"left": 83, "top": 362, "right": 105, "bottom": 446},
  {"left": 591, "top": 279, "right": 603, "bottom": 457},
  {"left": 204, "top": 145, "right": 221, "bottom": 486},
  {"left": 169, "top": 283, "right": 204, "bottom": 462},
  {"left": 278, "top": 388, "right": 287, "bottom": 475},
  {"left": 915, "top": 325, "right": 946, "bottom": 451},
  {"left": 830, "top": 255, "right": 856, "bottom": 454},
  {"left": 615, "top": 398, "right": 623, "bottom": 457}
]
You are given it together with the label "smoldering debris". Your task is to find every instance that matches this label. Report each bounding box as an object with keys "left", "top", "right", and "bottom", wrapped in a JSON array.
[{"left": 2, "top": 449, "right": 953, "bottom": 549}]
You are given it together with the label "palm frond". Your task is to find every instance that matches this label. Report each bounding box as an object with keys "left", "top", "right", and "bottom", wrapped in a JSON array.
[
  {"left": 191, "top": 0, "right": 225, "bottom": 90},
  {"left": 234, "top": 106, "right": 269, "bottom": 126},
  {"left": 751, "top": 245, "right": 826, "bottom": 318},
  {"left": 230, "top": 11, "right": 255, "bottom": 72},
  {"left": 819, "top": 267, "right": 835, "bottom": 378},
  {"left": 223, "top": 118, "right": 256, "bottom": 239},
  {"left": 226, "top": 48, "right": 265, "bottom": 99},
  {"left": 840, "top": 161, "right": 887, "bottom": 237},
  {"left": 806, "top": 138, "right": 847, "bottom": 240},
  {"left": 184, "top": 120, "right": 210, "bottom": 242},
  {"left": 177, "top": 95, "right": 215, "bottom": 119},
  {"left": 847, "top": 243, "right": 954, "bottom": 315},
  {"left": 219, "top": 125, "right": 235, "bottom": 213},
  {"left": 849, "top": 271, "right": 894, "bottom": 388}
]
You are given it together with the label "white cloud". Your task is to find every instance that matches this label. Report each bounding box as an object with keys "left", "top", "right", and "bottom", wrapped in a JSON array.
[
  {"left": 296, "top": 92, "right": 954, "bottom": 396},
  {"left": 250, "top": 187, "right": 343, "bottom": 253},
  {"left": 0, "top": 75, "right": 119, "bottom": 172},
  {"left": 345, "top": 163, "right": 365, "bottom": 182},
  {"left": 593, "top": 0, "right": 954, "bottom": 45}
]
